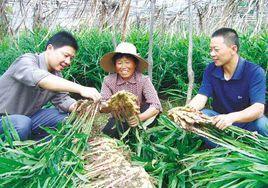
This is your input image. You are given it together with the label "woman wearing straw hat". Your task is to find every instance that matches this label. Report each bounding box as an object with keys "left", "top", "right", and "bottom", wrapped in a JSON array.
[{"left": 100, "top": 42, "right": 162, "bottom": 139}]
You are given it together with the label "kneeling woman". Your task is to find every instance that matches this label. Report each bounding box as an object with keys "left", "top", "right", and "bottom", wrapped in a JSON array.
[{"left": 100, "top": 42, "right": 162, "bottom": 139}]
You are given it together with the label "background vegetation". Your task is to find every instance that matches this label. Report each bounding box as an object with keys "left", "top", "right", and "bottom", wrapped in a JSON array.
[
  {"left": 0, "top": 28, "right": 267, "bottom": 103},
  {"left": 0, "top": 1, "right": 267, "bottom": 187}
]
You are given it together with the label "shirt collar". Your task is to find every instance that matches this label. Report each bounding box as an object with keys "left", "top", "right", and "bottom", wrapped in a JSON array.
[
  {"left": 232, "top": 57, "right": 245, "bottom": 80},
  {"left": 38, "top": 52, "right": 61, "bottom": 75},
  {"left": 116, "top": 71, "right": 138, "bottom": 85},
  {"left": 38, "top": 52, "right": 48, "bottom": 71},
  {"left": 212, "top": 57, "right": 245, "bottom": 80}
]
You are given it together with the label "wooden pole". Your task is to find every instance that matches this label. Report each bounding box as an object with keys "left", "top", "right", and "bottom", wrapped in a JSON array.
[
  {"left": 148, "top": 0, "right": 156, "bottom": 81},
  {"left": 186, "top": 0, "right": 194, "bottom": 104}
]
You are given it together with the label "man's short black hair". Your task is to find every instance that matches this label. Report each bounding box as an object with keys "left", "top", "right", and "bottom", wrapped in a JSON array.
[
  {"left": 212, "top": 28, "right": 240, "bottom": 51},
  {"left": 46, "top": 31, "right": 78, "bottom": 51}
]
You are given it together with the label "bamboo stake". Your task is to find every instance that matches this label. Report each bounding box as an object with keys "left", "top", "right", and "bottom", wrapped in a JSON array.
[
  {"left": 186, "top": 0, "right": 194, "bottom": 104},
  {"left": 148, "top": 0, "right": 156, "bottom": 81}
]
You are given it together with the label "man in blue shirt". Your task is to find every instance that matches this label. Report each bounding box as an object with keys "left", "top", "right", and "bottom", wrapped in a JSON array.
[{"left": 188, "top": 28, "right": 267, "bottom": 147}]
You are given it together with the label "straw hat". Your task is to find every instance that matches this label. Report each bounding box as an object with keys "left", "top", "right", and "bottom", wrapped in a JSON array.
[{"left": 100, "top": 42, "right": 148, "bottom": 73}]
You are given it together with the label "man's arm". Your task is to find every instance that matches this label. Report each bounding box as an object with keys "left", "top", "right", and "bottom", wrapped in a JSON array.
[
  {"left": 38, "top": 74, "right": 101, "bottom": 102},
  {"left": 213, "top": 103, "right": 265, "bottom": 130},
  {"left": 187, "top": 94, "right": 208, "bottom": 110}
]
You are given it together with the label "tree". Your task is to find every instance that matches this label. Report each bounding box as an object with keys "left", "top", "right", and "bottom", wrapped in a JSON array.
[
  {"left": 33, "top": 1, "right": 43, "bottom": 30},
  {"left": 0, "top": 0, "right": 11, "bottom": 40},
  {"left": 252, "top": 0, "right": 265, "bottom": 36},
  {"left": 121, "top": 0, "right": 131, "bottom": 42},
  {"left": 148, "top": 0, "right": 156, "bottom": 81},
  {"left": 186, "top": 0, "right": 194, "bottom": 104}
]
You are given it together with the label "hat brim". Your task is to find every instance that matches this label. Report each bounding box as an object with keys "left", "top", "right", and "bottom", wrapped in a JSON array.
[{"left": 100, "top": 52, "right": 148, "bottom": 73}]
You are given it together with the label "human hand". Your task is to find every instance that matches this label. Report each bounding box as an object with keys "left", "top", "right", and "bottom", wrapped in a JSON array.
[
  {"left": 99, "top": 101, "right": 111, "bottom": 113},
  {"left": 75, "top": 99, "right": 92, "bottom": 113},
  {"left": 212, "top": 114, "right": 235, "bottom": 130},
  {"left": 127, "top": 115, "right": 140, "bottom": 127},
  {"left": 79, "top": 86, "right": 101, "bottom": 103},
  {"left": 69, "top": 102, "right": 78, "bottom": 112}
]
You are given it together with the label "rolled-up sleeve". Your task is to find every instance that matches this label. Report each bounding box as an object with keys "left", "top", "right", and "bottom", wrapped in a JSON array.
[
  {"left": 51, "top": 92, "right": 76, "bottom": 112},
  {"left": 142, "top": 76, "right": 162, "bottom": 112},
  {"left": 10, "top": 55, "right": 50, "bottom": 87}
]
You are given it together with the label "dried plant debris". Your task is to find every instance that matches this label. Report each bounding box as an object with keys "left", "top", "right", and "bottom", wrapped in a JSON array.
[
  {"left": 107, "top": 90, "right": 140, "bottom": 122},
  {"left": 168, "top": 106, "right": 213, "bottom": 131},
  {"left": 75, "top": 99, "right": 94, "bottom": 115},
  {"left": 79, "top": 137, "right": 155, "bottom": 188}
]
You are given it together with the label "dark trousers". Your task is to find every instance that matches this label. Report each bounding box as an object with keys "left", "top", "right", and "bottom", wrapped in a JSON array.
[{"left": 0, "top": 108, "right": 68, "bottom": 141}]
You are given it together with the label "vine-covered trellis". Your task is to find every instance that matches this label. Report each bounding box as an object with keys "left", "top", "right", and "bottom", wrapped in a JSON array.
[{"left": 1, "top": 0, "right": 267, "bottom": 38}]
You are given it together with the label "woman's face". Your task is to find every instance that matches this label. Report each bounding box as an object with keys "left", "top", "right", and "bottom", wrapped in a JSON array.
[{"left": 115, "top": 56, "right": 136, "bottom": 80}]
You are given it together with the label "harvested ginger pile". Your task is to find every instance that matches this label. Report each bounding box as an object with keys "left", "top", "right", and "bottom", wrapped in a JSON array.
[
  {"left": 107, "top": 90, "right": 140, "bottom": 122},
  {"left": 80, "top": 137, "right": 155, "bottom": 188},
  {"left": 168, "top": 106, "right": 213, "bottom": 130}
]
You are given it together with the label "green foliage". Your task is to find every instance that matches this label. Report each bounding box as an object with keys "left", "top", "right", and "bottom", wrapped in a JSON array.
[
  {"left": 0, "top": 107, "right": 267, "bottom": 187},
  {"left": 0, "top": 29, "right": 267, "bottom": 100},
  {"left": 64, "top": 29, "right": 116, "bottom": 90},
  {"left": 239, "top": 33, "right": 268, "bottom": 71},
  {"left": 129, "top": 115, "right": 268, "bottom": 187},
  {"left": 0, "top": 106, "right": 98, "bottom": 187},
  {"left": 180, "top": 125, "right": 268, "bottom": 187},
  {"left": 0, "top": 29, "right": 48, "bottom": 74},
  {"left": 128, "top": 115, "right": 202, "bottom": 187}
]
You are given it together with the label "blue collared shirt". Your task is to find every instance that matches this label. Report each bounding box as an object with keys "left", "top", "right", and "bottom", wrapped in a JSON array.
[{"left": 199, "top": 57, "right": 266, "bottom": 114}]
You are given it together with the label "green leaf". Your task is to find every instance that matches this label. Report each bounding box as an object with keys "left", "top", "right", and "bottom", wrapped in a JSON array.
[
  {"left": 141, "top": 115, "right": 157, "bottom": 130},
  {"left": 0, "top": 156, "right": 24, "bottom": 173},
  {"left": 1, "top": 117, "right": 14, "bottom": 147},
  {"left": 120, "top": 127, "right": 131, "bottom": 141}
]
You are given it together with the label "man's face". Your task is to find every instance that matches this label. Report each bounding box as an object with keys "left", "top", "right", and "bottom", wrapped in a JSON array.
[
  {"left": 46, "top": 45, "right": 76, "bottom": 72},
  {"left": 210, "top": 36, "right": 237, "bottom": 67},
  {"left": 115, "top": 56, "right": 136, "bottom": 80}
]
